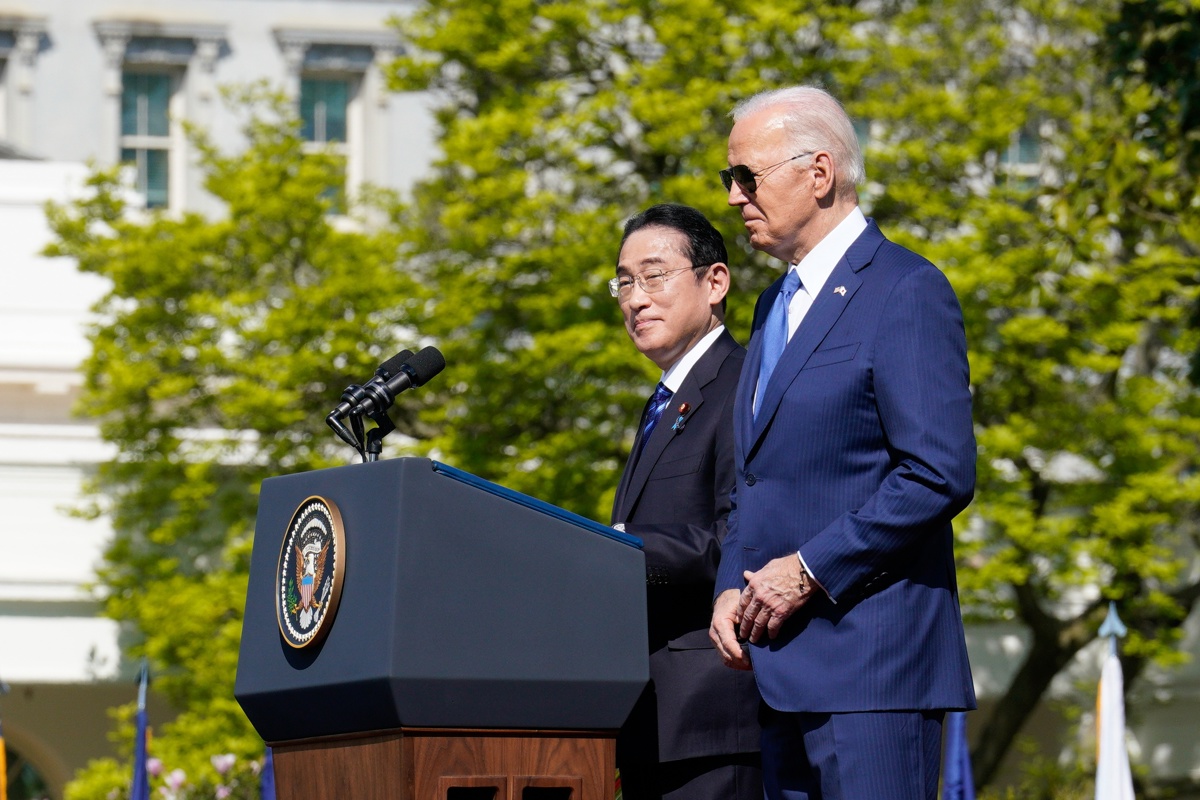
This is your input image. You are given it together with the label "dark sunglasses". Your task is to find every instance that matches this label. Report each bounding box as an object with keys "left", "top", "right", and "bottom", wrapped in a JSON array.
[{"left": 719, "top": 151, "right": 814, "bottom": 193}]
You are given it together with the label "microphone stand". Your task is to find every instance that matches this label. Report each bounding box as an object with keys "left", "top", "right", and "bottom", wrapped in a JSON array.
[{"left": 360, "top": 406, "right": 397, "bottom": 463}]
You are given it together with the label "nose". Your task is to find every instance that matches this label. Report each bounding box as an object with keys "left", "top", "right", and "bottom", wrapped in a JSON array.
[
  {"left": 727, "top": 180, "right": 749, "bottom": 207},
  {"left": 624, "top": 280, "right": 654, "bottom": 312}
]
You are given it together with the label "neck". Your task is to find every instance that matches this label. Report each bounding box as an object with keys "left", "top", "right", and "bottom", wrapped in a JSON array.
[{"left": 785, "top": 200, "right": 857, "bottom": 265}]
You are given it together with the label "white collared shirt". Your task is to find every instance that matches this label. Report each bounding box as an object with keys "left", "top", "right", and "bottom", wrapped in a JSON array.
[
  {"left": 661, "top": 324, "right": 726, "bottom": 392},
  {"left": 785, "top": 206, "right": 868, "bottom": 340}
]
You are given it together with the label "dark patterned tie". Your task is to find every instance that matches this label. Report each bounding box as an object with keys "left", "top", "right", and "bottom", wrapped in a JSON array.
[
  {"left": 637, "top": 382, "right": 674, "bottom": 458},
  {"left": 754, "top": 269, "right": 802, "bottom": 417}
]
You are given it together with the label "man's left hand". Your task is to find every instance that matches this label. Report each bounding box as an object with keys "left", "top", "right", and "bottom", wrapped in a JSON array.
[{"left": 737, "top": 555, "right": 813, "bottom": 642}]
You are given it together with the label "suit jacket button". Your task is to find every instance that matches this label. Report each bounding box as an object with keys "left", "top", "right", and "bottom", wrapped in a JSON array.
[{"left": 745, "top": 473, "right": 757, "bottom": 486}]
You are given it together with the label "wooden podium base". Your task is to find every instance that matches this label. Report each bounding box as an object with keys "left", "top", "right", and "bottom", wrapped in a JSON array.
[{"left": 272, "top": 728, "right": 616, "bottom": 800}]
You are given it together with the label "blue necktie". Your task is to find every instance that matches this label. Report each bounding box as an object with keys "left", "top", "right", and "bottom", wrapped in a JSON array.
[
  {"left": 755, "top": 269, "right": 802, "bottom": 416},
  {"left": 637, "top": 382, "right": 674, "bottom": 458}
]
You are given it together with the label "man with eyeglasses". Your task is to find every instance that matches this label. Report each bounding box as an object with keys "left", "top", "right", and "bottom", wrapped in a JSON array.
[
  {"left": 708, "top": 86, "right": 976, "bottom": 800},
  {"left": 610, "top": 203, "right": 761, "bottom": 800}
]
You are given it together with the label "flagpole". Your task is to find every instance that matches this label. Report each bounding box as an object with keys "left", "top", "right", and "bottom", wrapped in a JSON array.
[
  {"left": 131, "top": 659, "right": 151, "bottom": 800},
  {"left": 1, "top": 676, "right": 10, "bottom": 799},
  {"left": 1095, "top": 602, "right": 1135, "bottom": 800}
]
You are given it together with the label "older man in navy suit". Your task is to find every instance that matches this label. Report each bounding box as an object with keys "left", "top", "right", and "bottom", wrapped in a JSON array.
[
  {"left": 708, "top": 87, "right": 977, "bottom": 800},
  {"left": 611, "top": 203, "right": 761, "bottom": 800}
]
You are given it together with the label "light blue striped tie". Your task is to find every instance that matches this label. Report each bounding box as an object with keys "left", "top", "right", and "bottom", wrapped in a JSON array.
[{"left": 755, "top": 269, "right": 802, "bottom": 417}]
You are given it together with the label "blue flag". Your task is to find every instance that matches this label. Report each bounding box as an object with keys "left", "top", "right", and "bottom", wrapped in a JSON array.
[
  {"left": 261, "top": 746, "right": 277, "bottom": 800},
  {"left": 942, "top": 711, "right": 975, "bottom": 800},
  {"left": 131, "top": 660, "right": 150, "bottom": 800}
]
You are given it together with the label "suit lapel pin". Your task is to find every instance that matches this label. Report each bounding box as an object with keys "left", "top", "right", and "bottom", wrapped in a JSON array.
[
  {"left": 834, "top": 285, "right": 847, "bottom": 296},
  {"left": 671, "top": 402, "right": 691, "bottom": 432}
]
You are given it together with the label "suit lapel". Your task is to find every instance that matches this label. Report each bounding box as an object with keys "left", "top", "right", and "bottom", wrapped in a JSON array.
[
  {"left": 614, "top": 330, "right": 738, "bottom": 522},
  {"left": 746, "top": 222, "right": 885, "bottom": 456}
]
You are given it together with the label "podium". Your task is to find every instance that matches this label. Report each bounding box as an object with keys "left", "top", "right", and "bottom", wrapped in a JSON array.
[{"left": 235, "top": 458, "right": 648, "bottom": 800}]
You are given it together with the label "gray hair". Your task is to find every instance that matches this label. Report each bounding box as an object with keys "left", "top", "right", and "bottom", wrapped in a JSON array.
[{"left": 732, "top": 86, "right": 866, "bottom": 187}]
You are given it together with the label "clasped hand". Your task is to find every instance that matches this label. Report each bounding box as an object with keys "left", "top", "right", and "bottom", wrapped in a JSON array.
[{"left": 710, "top": 553, "right": 813, "bottom": 671}]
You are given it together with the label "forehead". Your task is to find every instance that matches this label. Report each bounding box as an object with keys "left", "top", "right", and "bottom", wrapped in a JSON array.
[
  {"left": 728, "top": 107, "right": 791, "bottom": 163},
  {"left": 617, "top": 226, "right": 690, "bottom": 271}
]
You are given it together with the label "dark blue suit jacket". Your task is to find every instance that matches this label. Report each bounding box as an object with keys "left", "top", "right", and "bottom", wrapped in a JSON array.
[
  {"left": 714, "top": 221, "right": 977, "bottom": 713},
  {"left": 613, "top": 329, "right": 761, "bottom": 764}
]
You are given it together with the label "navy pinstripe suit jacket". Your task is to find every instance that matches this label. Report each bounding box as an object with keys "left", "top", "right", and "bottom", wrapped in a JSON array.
[{"left": 714, "top": 220, "right": 977, "bottom": 713}]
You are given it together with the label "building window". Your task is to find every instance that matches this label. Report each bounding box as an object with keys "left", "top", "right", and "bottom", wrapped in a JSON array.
[
  {"left": 0, "top": 55, "right": 8, "bottom": 141},
  {"left": 276, "top": 28, "right": 399, "bottom": 208},
  {"left": 999, "top": 128, "right": 1041, "bottom": 190},
  {"left": 301, "top": 78, "right": 349, "bottom": 145},
  {"left": 120, "top": 72, "right": 172, "bottom": 208},
  {"left": 3, "top": 740, "right": 52, "bottom": 800},
  {"left": 95, "top": 20, "right": 226, "bottom": 212}
]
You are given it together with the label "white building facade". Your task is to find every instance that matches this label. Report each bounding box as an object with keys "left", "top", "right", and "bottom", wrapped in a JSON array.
[
  {"left": 1, "top": 1, "right": 1199, "bottom": 798},
  {"left": 0, "top": 1, "right": 431, "bottom": 797}
]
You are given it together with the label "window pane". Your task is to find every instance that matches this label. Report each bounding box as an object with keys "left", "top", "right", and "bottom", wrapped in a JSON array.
[
  {"left": 145, "top": 148, "right": 169, "bottom": 207},
  {"left": 1016, "top": 130, "right": 1040, "bottom": 164},
  {"left": 121, "top": 147, "right": 169, "bottom": 209},
  {"left": 121, "top": 72, "right": 171, "bottom": 137},
  {"left": 300, "top": 78, "right": 349, "bottom": 143}
]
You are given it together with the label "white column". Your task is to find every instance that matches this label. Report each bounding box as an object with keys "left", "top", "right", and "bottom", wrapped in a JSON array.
[
  {"left": 363, "top": 46, "right": 395, "bottom": 189},
  {"left": 280, "top": 39, "right": 307, "bottom": 100},
  {"left": 9, "top": 24, "right": 42, "bottom": 152},
  {"left": 97, "top": 32, "right": 129, "bottom": 168}
]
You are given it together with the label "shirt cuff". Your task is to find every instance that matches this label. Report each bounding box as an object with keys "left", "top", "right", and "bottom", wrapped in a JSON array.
[{"left": 797, "top": 551, "right": 835, "bottom": 604}]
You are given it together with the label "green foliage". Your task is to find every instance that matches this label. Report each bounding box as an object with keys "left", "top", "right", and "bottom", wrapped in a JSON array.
[
  {"left": 45, "top": 0, "right": 1200, "bottom": 795},
  {"left": 386, "top": 0, "right": 883, "bottom": 517},
  {"left": 976, "top": 739, "right": 1094, "bottom": 800},
  {"left": 388, "top": 0, "right": 1200, "bottom": 788},
  {"left": 46, "top": 84, "right": 416, "bottom": 796}
]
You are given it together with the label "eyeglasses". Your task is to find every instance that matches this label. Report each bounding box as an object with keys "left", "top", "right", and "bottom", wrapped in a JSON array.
[
  {"left": 608, "top": 265, "right": 698, "bottom": 298},
  {"left": 720, "top": 151, "right": 814, "bottom": 193}
]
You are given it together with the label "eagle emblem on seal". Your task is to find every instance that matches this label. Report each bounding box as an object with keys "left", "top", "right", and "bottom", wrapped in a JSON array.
[
  {"left": 276, "top": 496, "right": 346, "bottom": 649},
  {"left": 295, "top": 540, "right": 329, "bottom": 613}
]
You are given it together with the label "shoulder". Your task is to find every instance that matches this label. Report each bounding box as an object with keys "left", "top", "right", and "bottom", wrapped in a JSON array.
[
  {"left": 866, "top": 232, "right": 958, "bottom": 302},
  {"left": 710, "top": 330, "right": 746, "bottom": 376}
]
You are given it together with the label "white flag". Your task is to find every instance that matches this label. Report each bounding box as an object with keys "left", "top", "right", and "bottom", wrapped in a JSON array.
[{"left": 1095, "top": 647, "right": 1135, "bottom": 800}]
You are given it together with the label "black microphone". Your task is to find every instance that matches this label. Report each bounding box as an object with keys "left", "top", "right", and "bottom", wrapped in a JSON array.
[
  {"left": 327, "top": 349, "right": 414, "bottom": 421},
  {"left": 325, "top": 350, "right": 414, "bottom": 449},
  {"left": 352, "top": 346, "right": 446, "bottom": 418}
]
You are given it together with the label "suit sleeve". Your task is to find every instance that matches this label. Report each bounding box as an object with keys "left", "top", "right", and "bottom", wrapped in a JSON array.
[{"left": 800, "top": 263, "right": 976, "bottom": 601}]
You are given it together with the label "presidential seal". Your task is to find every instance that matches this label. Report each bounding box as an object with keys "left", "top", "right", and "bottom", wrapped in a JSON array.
[{"left": 276, "top": 496, "right": 346, "bottom": 649}]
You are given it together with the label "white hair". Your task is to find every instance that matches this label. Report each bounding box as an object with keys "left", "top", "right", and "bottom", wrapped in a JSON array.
[{"left": 732, "top": 86, "right": 866, "bottom": 187}]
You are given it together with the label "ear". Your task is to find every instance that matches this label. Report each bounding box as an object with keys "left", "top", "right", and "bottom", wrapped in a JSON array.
[
  {"left": 810, "top": 150, "right": 836, "bottom": 201},
  {"left": 707, "top": 262, "right": 731, "bottom": 306}
]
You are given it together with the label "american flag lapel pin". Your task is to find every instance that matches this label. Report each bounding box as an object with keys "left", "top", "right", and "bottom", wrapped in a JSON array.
[{"left": 834, "top": 285, "right": 847, "bottom": 296}]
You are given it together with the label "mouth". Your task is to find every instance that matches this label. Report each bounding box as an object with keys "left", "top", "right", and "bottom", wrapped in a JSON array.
[{"left": 632, "top": 316, "right": 659, "bottom": 333}]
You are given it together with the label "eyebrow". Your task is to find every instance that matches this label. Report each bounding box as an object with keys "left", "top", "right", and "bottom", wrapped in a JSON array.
[{"left": 616, "top": 255, "right": 671, "bottom": 275}]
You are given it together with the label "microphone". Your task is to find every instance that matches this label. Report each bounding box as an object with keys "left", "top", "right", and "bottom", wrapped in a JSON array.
[
  {"left": 327, "top": 349, "right": 414, "bottom": 422},
  {"left": 352, "top": 346, "right": 446, "bottom": 418},
  {"left": 325, "top": 350, "right": 414, "bottom": 449}
]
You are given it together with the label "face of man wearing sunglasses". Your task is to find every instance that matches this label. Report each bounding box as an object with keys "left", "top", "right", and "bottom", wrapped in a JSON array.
[{"left": 725, "top": 105, "right": 836, "bottom": 265}]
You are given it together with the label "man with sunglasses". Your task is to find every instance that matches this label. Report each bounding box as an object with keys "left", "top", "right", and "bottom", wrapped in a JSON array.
[
  {"left": 708, "top": 86, "right": 976, "bottom": 800},
  {"left": 610, "top": 203, "right": 761, "bottom": 800}
]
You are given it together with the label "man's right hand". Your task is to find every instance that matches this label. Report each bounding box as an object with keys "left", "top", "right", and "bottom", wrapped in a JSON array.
[{"left": 710, "top": 588, "right": 752, "bottom": 671}]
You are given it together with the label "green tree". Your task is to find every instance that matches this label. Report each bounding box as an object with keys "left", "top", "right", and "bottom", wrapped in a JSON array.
[
  {"left": 46, "top": 0, "right": 1200, "bottom": 795},
  {"left": 46, "top": 85, "right": 416, "bottom": 799},
  {"left": 386, "top": 0, "right": 873, "bottom": 519},
  {"left": 854, "top": 0, "right": 1200, "bottom": 786},
  {"left": 389, "top": 0, "right": 1200, "bottom": 790}
]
